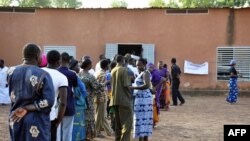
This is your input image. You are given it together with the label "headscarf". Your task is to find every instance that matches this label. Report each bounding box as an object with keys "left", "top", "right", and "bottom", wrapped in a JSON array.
[
  {"left": 230, "top": 60, "right": 236, "bottom": 65},
  {"left": 39, "top": 53, "right": 47, "bottom": 67},
  {"left": 146, "top": 63, "right": 155, "bottom": 69}
]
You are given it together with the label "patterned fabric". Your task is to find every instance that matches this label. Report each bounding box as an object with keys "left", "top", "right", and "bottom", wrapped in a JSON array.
[
  {"left": 79, "top": 71, "right": 102, "bottom": 138},
  {"left": 72, "top": 77, "right": 87, "bottom": 141},
  {"left": 95, "top": 70, "right": 106, "bottom": 103},
  {"left": 149, "top": 69, "right": 162, "bottom": 114},
  {"left": 8, "top": 65, "right": 55, "bottom": 141},
  {"left": 153, "top": 98, "right": 159, "bottom": 124},
  {"left": 72, "top": 107, "right": 86, "bottom": 141},
  {"left": 164, "top": 82, "right": 171, "bottom": 106},
  {"left": 133, "top": 72, "right": 153, "bottom": 138},
  {"left": 0, "top": 66, "right": 11, "bottom": 104},
  {"left": 226, "top": 77, "right": 238, "bottom": 103}
]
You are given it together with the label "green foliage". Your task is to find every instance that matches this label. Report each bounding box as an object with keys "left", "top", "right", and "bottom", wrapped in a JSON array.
[
  {"left": 179, "top": 0, "right": 250, "bottom": 8},
  {"left": 166, "top": 0, "right": 179, "bottom": 8},
  {"left": 152, "top": 0, "right": 250, "bottom": 8},
  {"left": 2, "top": 0, "right": 250, "bottom": 9},
  {"left": 6, "top": 0, "right": 82, "bottom": 8},
  {"left": 18, "top": 0, "right": 51, "bottom": 7},
  {"left": 111, "top": 0, "right": 127, "bottom": 8},
  {"left": 0, "top": 0, "right": 12, "bottom": 6},
  {"left": 53, "top": 0, "right": 82, "bottom": 8},
  {"left": 149, "top": 0, "right": 167, "bottom": 8}
]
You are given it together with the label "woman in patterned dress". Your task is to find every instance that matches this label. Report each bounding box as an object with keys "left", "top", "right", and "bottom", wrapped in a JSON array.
[
  {"left": 69, "top": 59, "right": 88, "bottom": 141},
  {"left": 79, "top": 58, "right": 102, "bottom": 140},
  {"left": 226, "top": 60, "right": 238, "bottom": 104},
  {"left": 130, "top": 58, "right": 153, "bottom": 141}
]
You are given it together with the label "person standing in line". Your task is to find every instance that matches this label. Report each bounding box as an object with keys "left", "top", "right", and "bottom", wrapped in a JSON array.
[
  {"left": 79, "top": 58, "right": 103, "bottom": 140},
  {"left": 147, "top": 63, "right": 165, "bottom": 128},
  {"left": 105, "top": 59, "right": 112, "bottom": 118},
  {"left": 130, "top": 58, "right": 153, "bottom": 141},
  {"left": 171, "top": 58, "right": 185, "bottom": 106},
  {"left": 110, "top": 55, "right": 133, "bottom": 141},
  {"left": 125, "top": 54, "right": 139, "bottom": 79},
  {"left": 57, "top": 52, "right": 78, "bottom": 141},
  {"left": 42, "top": 50, "right": 68, "bottom": 141},
  {"left": 163, "top": 64, "right": 171, "bottom": 110},
  {"left": 157, "top": 61, "right": 167, "bottom": 109},
  {"left": 80, "top": 56, "right": 95, "bottom": 76},
  {"left": 0, "top": 59, "right": 11, "bottom": 105},
  {"left": 226, "top": 60, "right": 238, "bottom": 104},
  {"left": 95, "top": 59, "right": 114, "bottom": 137},
  {"left": 69, "top": 59, "right": 88, "bottom": 141},
  {"left": 8, "top": 43, "right": 55, "bottom": 141},
  {"left": 95, "top": 54, "right": 106, "bottom": 77},
  {"left": 107, "top": 61, "right": 117, "bottom": 131}
]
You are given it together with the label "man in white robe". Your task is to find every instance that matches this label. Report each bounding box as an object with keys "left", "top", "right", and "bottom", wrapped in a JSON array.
[{"left": 0, "top": 59, "right": 11, "bottom": 104}]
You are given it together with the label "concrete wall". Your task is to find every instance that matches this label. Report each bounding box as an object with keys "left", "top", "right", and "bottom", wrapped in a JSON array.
[{"left": 0, "top": 8, "right": 250, "bottom": 90}]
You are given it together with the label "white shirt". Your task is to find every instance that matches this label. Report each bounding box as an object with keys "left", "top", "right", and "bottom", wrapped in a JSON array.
[
  {"left": 79, "top": 68, "right": 96, "bottom": 77},
  {"left": 94, "top": 62, "right": 101, "bottom": 78},
  {"left": 95, "top": 61, "right": 101, "bottom": 73},
  {"left": 42, "top": 67, "right": 68, "bottom": 120},
  {"left": 0, "top": 66, "right": 8, "bottom": 87},
  {"left": 89, "top": 68, "right": 95, "bottom": 76},
  {"left": 127, "top": 64, "right": 139, "bottom": 78},
  {"left": 0, "top": 66, "right": 11, "bottom": 104}
]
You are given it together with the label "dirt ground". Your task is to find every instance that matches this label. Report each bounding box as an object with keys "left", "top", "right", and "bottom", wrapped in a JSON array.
[{"left": 1, "top": 95, "right": 250, "bottom": 141}]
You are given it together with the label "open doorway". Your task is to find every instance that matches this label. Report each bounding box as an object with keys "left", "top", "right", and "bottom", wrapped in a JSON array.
[
  {"left": 118, "top": 44, "right": 143, "bottom": 57},
  {"left": 105, "top": 43, "right": 155, "bottom": 63}
]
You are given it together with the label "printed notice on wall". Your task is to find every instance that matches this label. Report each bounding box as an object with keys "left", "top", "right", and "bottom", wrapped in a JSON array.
[{"left": 184, "top": 60, "right": 208, "bottom": 75}]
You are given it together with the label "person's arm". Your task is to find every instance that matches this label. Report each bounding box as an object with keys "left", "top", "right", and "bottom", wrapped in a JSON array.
[
  {"left": 122, "top": 68, "right": 132, "bottom": 96},
  {"left": 55, "top": 86, "right": 67, "bottom": 127},
  {"left": 78, "top": 78, "right": 88, "bottom": 97},
  {"left": 11, "top": 73, "right": 55, "bottom": 122},
  {"left": 131, "top": 71, "right": 151, "bottom": 90}
]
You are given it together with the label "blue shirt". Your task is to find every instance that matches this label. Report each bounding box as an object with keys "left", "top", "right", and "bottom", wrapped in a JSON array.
[
  {"left": 58, "top": 66, "right": 78, "bottom": 116},
  {"left": 9, "top": 65, "right": 55, "bottom": 141},
  {"left": 106, "top": 72, "right": 111, "bottom": 91}
]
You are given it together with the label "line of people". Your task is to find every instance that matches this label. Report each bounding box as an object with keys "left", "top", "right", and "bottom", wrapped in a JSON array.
[{"left": 7, "top": 43, "right": 186, "bottom": 141}]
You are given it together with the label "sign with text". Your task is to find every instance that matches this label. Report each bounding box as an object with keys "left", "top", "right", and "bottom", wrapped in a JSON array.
[
  {"left": 184, "top": 60, "right": 208, "bottom": 75},
  {"left": 224, "top": 125, "right": 250, "bottom": 141}
]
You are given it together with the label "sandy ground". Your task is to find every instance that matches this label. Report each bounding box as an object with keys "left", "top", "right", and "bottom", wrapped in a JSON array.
[{"left": 1, "top": 95, "right": 250, "bottom": 141}]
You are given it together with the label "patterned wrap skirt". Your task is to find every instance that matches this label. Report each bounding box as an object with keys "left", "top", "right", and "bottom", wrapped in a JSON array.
[
  {"left": 133, "top": 89, "right": 153, "bottom": 138},
  {"left": 226, "top": 77, "right": 238, "bottom": 103}
]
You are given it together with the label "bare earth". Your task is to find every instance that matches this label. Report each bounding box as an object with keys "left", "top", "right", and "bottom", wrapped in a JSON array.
[{"left": 1, "top": 95, "right": 250, "bottom": 141}]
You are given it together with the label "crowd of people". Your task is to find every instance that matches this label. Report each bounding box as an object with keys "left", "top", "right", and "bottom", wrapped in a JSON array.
[{"left": 0, "top": 43, "right": 238, "bottom": 141}]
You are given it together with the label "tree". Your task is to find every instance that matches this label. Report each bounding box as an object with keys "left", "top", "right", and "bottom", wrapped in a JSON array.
[
  {"left": 18, "top": 0, "right": 51, "bottom": 7},
  {"left": 166, "top": 0, "right": 179, "bottom": 8},
  {"left": 178, "top": 0, "right": 217, "bottom": 8},
  {"left": 111, "top": 0, "right": 127, "bottom": 8},
  {"left": 149, "top": 0, "right": 167, "bottom": 8},
  {"left": 178, "top": 0, "right": 250, "bottom": 8},
  {"left": 0, "top": 0, "right": 13, "bottom": 6},
  {"left": 52, "top": 0, "right": 82, "bottom": 8}
]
